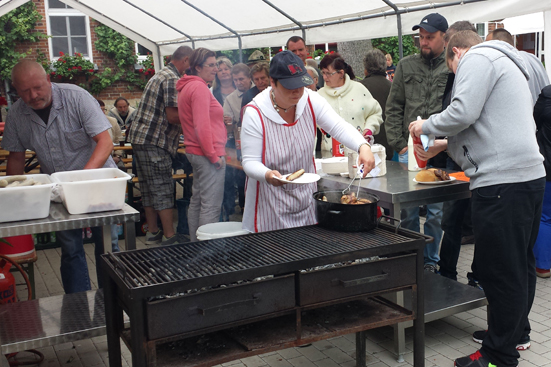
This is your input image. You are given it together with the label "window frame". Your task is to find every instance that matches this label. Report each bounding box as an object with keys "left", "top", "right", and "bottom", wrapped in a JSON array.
[{"left": 45, "top": 3, "right": 93, "bottom": 62}]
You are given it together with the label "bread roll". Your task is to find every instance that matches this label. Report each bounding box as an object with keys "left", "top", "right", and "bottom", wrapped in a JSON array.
[{"left": 415, "top": 170, "right": 438, "bottom": 182}]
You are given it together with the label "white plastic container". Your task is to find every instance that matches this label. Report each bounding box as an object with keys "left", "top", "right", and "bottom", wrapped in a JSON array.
[
  {"left": 0, "top": 174, "right": 55, "bottom": 223},
  {"left": 196, "top": 222, "right": 249, "bottom": 241},
  {"left": 50, "top": 168, "right": 131, "bottom": 215},
  {"left": 320, "top": 157, "right": 348, "bottom": 175}
]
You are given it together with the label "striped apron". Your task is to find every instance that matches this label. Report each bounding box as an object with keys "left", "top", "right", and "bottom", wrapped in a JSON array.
[{"left": 246, "top": 97, "right": 317, "bottom": 233}]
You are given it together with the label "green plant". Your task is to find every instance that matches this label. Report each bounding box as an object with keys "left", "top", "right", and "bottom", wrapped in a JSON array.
[
  {"left": 138, "top": 54, "right": 155, "bottom": 76},
  {"left": 0, "top": 2, "right": 46, "bottom": 81},
  {"left": 50, "top": 52, "right": 95, "bottom": 80},
  {"left": 94, "top": 24, "right": 137, "bottom": 68},
  {"left": 372, "top": 35, "right": 417, "bottom": 63}
]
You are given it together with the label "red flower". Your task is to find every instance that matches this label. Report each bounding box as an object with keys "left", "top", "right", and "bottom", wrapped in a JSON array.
[
  {"left": 0, "top": 96, "right": 8, "bottom": 106},
  {"left": 144, "top": 71, "right": 149, "bottom": 76},
  {"left": 279, "top": 48, "right": 282, "bottom": 52},
  {"left": 307, "top": 56, "right": 313, "bottom": 59},
  {"left": 77, "top": 66, "right": 82, "bottom": 70},
  {"left": 330, "top": 51, "right": 335, "bottom": 54},
  {"left": 62, "top": 60, "right": 66, "bottom": 63},
  {"left": 88, "top": 69, "right": 94, "bottom": 72},
  {"left": 138, "top": 69, "right": 143, "bottom": 73},
  {"left": 59, "top": 51, "right": 64, "bottom": 56},
  {"left": 50, "top": 72, "right": 55, "bottom": 75},
  {"left": 325, "top": 51, "right": 329, "bottom": 54}
]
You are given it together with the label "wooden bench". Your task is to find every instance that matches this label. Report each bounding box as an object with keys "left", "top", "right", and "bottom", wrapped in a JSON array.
[{"left": 128, "top": 173, "right": 192, "bottom": 203}]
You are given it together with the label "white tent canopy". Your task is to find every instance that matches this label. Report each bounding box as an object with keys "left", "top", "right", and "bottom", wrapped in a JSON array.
[
  {"left": 1, "top": 0, "right": 551, "bottom": 72},
  {"left": 503, "top": 12, "right": 544, "bottom": 35}
]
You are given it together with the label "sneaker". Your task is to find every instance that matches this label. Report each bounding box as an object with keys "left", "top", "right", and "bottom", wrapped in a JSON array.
[
  {"left": 454, "top": 351, "right": 496, "bottom": 367},
  {"left": 467, "top": 272, "right": 483, "bottom": 290},
  {"left": 145, "top": 230, "right": 163, "bottom": 245},
  {"left": 160, "top": 234, "right": 180, "bottom": 246},
  {"left": 424, "top": 264, "right": 437, "bottom": 273},
  {"left": 536, "top": 267, "right": 551, "bottom": 278},
  {"left": 472, "top": 330, "right": 531, "bottom": 350}
]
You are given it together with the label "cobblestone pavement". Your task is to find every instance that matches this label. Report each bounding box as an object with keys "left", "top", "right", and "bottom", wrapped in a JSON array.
[{"left": 9, "top": 211, "right": 551, "bottom": 367}]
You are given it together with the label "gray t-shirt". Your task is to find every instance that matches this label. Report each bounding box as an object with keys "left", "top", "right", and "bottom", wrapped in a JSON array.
[{"left": 2, "top": 83, "right": 116, "bottom": 174}]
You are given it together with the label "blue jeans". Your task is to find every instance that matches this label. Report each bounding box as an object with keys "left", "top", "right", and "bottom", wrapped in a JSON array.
[
  {"left": 57, "top": 227, "right": 105, "bottom": 294},
  {"left": 399, "top": 151, "right": 443, "bottom": 266},
  {"left": 533, "top": 181, "right": 551, "bottom": 270}
]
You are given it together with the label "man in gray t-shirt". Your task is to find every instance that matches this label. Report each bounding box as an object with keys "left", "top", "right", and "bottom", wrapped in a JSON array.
[{"left": 2, "top": 60, "right": 116, "bottom": 294}]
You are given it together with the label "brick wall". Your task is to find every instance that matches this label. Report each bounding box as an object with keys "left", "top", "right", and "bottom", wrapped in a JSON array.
[{"left": 12, "top": 0, "right": 144, "bottom": 108}]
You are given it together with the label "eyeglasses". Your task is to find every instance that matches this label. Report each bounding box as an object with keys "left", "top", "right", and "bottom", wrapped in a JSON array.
[
  {"left": 203, "top": 63, "right": 217, "bottom": 68},
  {"left": 321, "top": 71, "right": 338, "bottom": 77}
]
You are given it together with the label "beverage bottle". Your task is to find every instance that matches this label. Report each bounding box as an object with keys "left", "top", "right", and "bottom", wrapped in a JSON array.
[{"left": 235, "top": 126, "right": 242, "bottom": 161}]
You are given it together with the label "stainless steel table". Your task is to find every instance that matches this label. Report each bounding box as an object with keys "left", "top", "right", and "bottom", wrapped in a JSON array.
[
  {"left": 0, "top": 203, "right": 140, "bottom": 252},
  {"left": 318, "top": 160, "right": 472, "bottom": 216},
  {"left": 318, "top": 161, "right": 485, "bottom": 361}
]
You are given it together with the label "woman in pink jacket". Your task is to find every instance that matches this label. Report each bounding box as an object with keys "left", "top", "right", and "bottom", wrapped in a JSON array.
[{"left": 177, "top": 48, "right": 227, "bottom": 241}]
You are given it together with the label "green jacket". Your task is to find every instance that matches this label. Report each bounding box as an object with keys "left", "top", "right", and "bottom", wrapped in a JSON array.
[{"left": 384, "top": 51, "right": 449, "bottom": 153}]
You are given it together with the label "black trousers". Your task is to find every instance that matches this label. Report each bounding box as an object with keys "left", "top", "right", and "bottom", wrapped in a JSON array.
[{"left": 473, "top": 178, "right": 545, "bottom": 366}]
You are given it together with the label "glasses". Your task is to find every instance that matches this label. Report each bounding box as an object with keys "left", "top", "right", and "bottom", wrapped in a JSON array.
[
  {"left": 203, "top": 63, "right": 217, "bottom": 68},
  {"left": 322, "top": 71, "right": 338, "bottom": 77}
]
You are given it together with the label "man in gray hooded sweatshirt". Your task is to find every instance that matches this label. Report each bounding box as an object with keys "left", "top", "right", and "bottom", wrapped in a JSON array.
[{"left": 410, "top": 31, "right": 545, "bottom": 367}]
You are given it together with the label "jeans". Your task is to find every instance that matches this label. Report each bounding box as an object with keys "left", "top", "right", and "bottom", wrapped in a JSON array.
[
  {"left": 438, "top": 157, "right": 472, "bottom": 280},
  {"left": 57, "top": 226, "right": 104, "bottom": 294},
  {"left": 533, "top": 180, "right": 551, "bottom": 270},
  {"left": 473, "top": 178, "right": 545, "bottom": 367},
  {"left": 110, "top": 225, "right": 120, "bottom": 252},
  {"left": 186, "top": 154, "right": 226, "bottom": 241},
  {"left": 399, "top": 151, "right": 443, "bottom": 266}
]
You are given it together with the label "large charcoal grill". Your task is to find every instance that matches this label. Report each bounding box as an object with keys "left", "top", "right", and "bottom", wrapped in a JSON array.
[{"left": 103, "top": 223, "right": 428, "bottom": 367}]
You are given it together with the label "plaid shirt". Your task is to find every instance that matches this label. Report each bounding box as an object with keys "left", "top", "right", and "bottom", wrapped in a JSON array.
[{"left": 128, "top": 63, "right": 182, "bottom": 156}]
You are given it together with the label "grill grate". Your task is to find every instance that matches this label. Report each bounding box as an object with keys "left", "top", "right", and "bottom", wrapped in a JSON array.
[{"left": 105, "top": 225, "right": 417, "bottom": 290}]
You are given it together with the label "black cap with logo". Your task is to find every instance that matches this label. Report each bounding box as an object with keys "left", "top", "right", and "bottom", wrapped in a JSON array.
[
  {"left": 269, "top": 51, "right": 314, "bottom": 90},
  {"left": 412, "top": 13, "right": 448, "bottom": 33}
]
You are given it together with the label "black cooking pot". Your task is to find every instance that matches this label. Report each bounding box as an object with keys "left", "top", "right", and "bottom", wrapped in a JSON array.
[{"left": 313, "top": 190, "right": 380, "bottom": 232}]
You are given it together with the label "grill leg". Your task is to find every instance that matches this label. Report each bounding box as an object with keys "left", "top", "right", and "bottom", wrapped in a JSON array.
[
  {"left": 105, "top": 274, "right": 123, "bottom": 367},
  {"left": 130, "top": 300, "right": 148, "bottom": 367},
  {"left": 355, "top": 331, "right": 366, "bottom": 367}
]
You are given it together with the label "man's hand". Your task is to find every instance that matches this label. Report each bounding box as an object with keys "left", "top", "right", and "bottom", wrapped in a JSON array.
[
  {"left": 265, "top": 170, "right": 285, "bottom": 186},
  {"left": 413, "top": 139, "right": 448, "bottom": 161},
  {"left": 165, "top": 107, "right": 181, "bottom": 125},
  {"left": 399, "top": 146, "right": 408, "bottom": 155},
  {"left": 213, "top": 157, "right": 225, "bottom": 170},
  {"left": 84, "top": 130, "right": 113, "bottom": 169},
  {"left": 408, "top": 118, "right": 426, "bottom": 139},
  {"left": 357, "top": 144, "right": 375, "bottom": 177}
]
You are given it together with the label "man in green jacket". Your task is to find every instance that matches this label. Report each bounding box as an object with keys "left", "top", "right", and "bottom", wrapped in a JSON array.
[{"left": 384, "top": 13, "right": 449, "bottom": 272}]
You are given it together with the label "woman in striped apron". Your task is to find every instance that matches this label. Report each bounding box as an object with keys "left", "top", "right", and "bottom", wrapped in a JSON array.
[{"left": 241, "top": 51, "right": 375, "bottom": 233}]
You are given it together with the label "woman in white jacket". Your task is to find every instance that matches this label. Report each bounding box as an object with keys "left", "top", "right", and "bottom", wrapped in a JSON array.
[{"left": 317, "top": 53, "right": 383, "bottom": 154}]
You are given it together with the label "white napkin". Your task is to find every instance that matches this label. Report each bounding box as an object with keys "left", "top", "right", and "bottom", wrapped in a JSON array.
[{"left": 420, "top": 134, "right": 435, "bottom": 152}]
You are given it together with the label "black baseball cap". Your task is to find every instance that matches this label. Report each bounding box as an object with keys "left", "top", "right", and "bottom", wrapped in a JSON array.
[
  {"left": 269, "top": 51, "right": 314, "bottom": 90},
  {"left": 412, "top": 13, "right": 448, "bottom": 33}
]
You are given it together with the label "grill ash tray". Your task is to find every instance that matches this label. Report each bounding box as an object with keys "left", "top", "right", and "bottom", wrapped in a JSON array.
[
  {"left": 146, "top": 274, "right": 295, "bottom": 340},
  {"left": 149, "top": 297, "right": 413, "bottom": 367}
]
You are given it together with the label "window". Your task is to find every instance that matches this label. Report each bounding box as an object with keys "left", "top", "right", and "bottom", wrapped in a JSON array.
[
  {"left": 476, "top": 23, "right": 486, "bottom": 38},
  {"left": 47, "top": 0, "right": 92, "bottom": 59}
]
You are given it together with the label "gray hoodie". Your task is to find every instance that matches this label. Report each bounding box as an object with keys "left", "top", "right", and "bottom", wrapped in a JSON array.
[{"left": 423, "top": 41, "right": 545, "bottom": 189}]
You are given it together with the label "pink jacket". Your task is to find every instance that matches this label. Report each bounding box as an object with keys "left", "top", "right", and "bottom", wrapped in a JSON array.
[{"left": 176, "top": 75, "right": 226, "bottom": 163}]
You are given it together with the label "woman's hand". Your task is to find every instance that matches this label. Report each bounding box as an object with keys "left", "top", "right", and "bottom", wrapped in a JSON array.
[
  {"left": 265, "top": 170, "right": 285, "bottom": 186},
  {"left": 408, "top": 118, "right": 426, "bottom": 139},
  {"left": 413, "top": 139, "right": 448, "bottom": 160},
  {"left": 357, "top": 144, "right": 376, "bottom": 177},
  {"left": 213, "top": 157, "right": 224, "bottom": 170}
]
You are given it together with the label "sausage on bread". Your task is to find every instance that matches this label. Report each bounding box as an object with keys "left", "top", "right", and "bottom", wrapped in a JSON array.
[{"left": 287, "top": 169, "right": 305, "bottom": 181}]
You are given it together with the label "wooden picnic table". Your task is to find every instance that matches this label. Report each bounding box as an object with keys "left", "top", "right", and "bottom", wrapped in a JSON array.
[{"left": 176, "top": 146, "right": 243, "bottom": 170}]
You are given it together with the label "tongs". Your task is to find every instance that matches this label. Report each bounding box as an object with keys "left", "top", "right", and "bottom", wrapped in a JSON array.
[{"left": 342, "top": 162, "right": 365, "bottom": 197}]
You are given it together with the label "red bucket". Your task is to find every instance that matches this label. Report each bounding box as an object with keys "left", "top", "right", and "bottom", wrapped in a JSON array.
[{"left": 0, "top": 235, "right": 35, "bottom": 258}]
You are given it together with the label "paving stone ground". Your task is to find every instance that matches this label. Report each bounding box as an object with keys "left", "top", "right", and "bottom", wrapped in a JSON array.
[{"left": 8, "top": 211, "right": 551, "bottom": 367}]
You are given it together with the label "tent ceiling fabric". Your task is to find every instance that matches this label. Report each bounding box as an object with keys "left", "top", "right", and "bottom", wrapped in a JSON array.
[{"left": 2, "top": 0, "right": 551, "bottom": 54}]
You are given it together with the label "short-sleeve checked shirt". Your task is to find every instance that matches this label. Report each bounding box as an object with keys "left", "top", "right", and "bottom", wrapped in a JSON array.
[
  {"left": 1, "top": 83, "right": 116, "bottom": 174},
  {"left": 128, "top": 63, "right": 182, "bottom": 156}
]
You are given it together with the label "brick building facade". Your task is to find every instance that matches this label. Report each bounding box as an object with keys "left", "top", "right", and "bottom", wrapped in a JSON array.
[{"left": 10, "top": 0, "right": 145, "bottom": 109}]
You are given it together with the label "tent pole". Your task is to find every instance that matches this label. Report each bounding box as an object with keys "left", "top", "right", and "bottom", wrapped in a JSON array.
[
  {"left": 152, "top": 46, "right": 163, "bottom": 73},
  {"left": 262, "top": 0, "right": 307, "bottom": 43},
  {"left": 381, "top": 0, "right": 403, "bottom": 59},
  {"left": 122, "top": 0, "right": 194, "bottom": 47},
  {"left": 180, "top": 0, "right": 242, "bottom": 61}
]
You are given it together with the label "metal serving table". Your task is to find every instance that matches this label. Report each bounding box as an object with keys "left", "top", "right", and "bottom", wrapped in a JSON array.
[
  {"left": 0, "top": 203, "right": 140, "bottom": 252},
  {"left": 318, "top": 161, "right": 486, "bottom": 361},
  {"left": 318, "top": 160, "right": 471, "bottom": 216}
]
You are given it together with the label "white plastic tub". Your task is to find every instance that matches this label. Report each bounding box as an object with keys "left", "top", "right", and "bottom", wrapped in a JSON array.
[
  {"left": 0, "top": 174, "right": 55, "bottom": 223},
  {"left": 196, "top": 222, "right": 249, "bottom": 241},
  {"left": 50, "top": 168, "right": 131, "bottom": 215}
]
